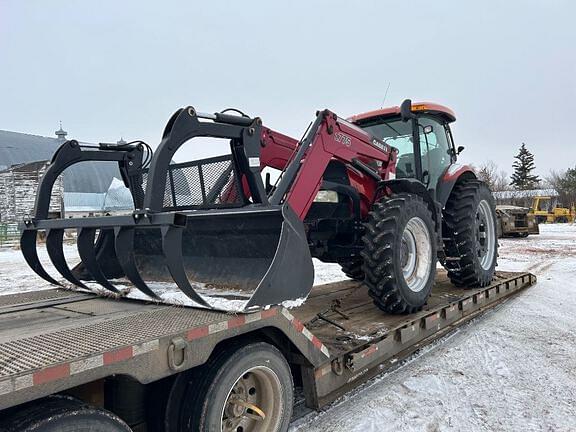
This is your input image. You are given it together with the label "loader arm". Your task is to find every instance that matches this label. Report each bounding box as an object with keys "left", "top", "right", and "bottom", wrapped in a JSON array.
[{"left": 259, "top": 110, "right": 397, "bottom": 219}]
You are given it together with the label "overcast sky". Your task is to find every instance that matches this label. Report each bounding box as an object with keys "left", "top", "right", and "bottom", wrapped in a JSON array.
[{"left": 1, "top": 0, "right": 574, "bottom": 178}]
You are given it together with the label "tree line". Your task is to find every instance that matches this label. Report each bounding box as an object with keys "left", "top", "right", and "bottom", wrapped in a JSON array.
[{"left": 475, "top": 143, "right": 576, "bottom": 206}]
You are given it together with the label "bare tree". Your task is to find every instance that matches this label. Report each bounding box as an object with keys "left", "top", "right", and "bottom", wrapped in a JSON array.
[
  {"left": 546, "top": 168, "right": 576, "bottom": 206},
  {"left": 475, "top": 161, "right": 509, "bottom": 191},
  {"left": 544, "top": 169, "right": 565, "bottom": 191}
]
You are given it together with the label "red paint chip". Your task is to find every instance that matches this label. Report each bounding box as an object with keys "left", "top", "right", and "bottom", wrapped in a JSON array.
[
  {"left": 292, "top": 319, "right": 304, "bottom": 332},
  {"left": 34, "top": 363, "right": 70, "bottom": 385},
  {"left": 103, "top": 346, "right": 133, "bottom": 365},
  {"left": 311, "top": 336, "right": 323, "bottom": 349},
  {"left": 261, "top": 308, "right": 277, "bottom": 319},
  {"left": 227, "top": 315, "right": 246, "bottom": 329},
  {"left": 187, "top": 326, "right": 209, "bottom": 340}
]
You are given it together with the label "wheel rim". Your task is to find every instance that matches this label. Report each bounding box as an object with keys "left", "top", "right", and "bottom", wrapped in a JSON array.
[
  {"left": 400, "top": 217, "right": 432, "bottom": 293},
  {"left": 476, "top": 199, "right": 496, "bottom": 270},
  {"left": 221, "top": 366, "right": 283, "bottom": 432}
]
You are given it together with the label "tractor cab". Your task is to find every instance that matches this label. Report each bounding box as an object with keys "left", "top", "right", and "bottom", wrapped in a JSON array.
[{"left": 350, "top": 100, "right": 460, "bottom": 201}]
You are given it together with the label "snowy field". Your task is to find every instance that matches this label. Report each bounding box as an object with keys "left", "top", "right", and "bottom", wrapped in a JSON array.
[{"left": 1, "top": 225, "right": 575, "bottom": 431}]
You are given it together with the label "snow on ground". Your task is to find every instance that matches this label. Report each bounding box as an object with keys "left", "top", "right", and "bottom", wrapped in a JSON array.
[
  {"left": 0, "top": 243, "right": 81, "bottom": 295},
  {"left": 2, "top": 225, "right": 576, "bottom": 431},
  {"left": 0, "top": 246, "right": 339, "bottom": 310},
  {"left": 0, "top": 244, "right": 342, "bottom": 310},
  {"left": 292, "top": 223, "right": 576, "bottom": 432}
]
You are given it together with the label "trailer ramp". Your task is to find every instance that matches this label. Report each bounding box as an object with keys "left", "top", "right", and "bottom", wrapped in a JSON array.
[{"left": 291, "top": 271, "right": 536, "bottom": 408}]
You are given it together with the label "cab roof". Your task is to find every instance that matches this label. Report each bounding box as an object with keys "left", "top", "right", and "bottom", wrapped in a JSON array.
[{"left": 349, "top": 102, "right": 456, "bottom": 124}]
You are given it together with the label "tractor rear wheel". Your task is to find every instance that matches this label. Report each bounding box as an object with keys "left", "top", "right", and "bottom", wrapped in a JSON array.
[
  {"left": 442, "top": 180, "right": 497, "bottom": 287},
  {"left": 339, "top": 259, "right": 364, "bottom": 281},
  {"left": 361, "top": 193, "right": 436, "bottom": 314}
]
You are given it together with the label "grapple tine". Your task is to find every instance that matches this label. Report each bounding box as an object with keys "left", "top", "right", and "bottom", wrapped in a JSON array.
[
  {"left": 114, "top": 227, "right": 160, "bottom": 300},
  {"left": 77, "top": 227, "right": 120, "bottom": 294},
  {"left": 46, "top": 229, "right": 88, "bottom": 289},
  {"left": 20, "top": 229, "right": 62, "bottom": 286},
  {"left": 161, "top": 226, "right": 210, "bottom": 307}
]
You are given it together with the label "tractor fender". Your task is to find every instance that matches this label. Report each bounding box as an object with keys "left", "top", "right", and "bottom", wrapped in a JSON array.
[{"left": 436, "top": 164, "right": 477, "bottom": 207}]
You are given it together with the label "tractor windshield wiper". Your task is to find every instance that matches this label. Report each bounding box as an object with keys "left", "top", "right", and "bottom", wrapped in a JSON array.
[{"left": 381, "top": 121, "right": 402, "bottom": 137}]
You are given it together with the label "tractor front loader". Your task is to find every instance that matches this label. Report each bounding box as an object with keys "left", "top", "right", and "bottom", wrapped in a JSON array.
[{"left": 21, "top": 100, "right": 498, "bottom": 314}]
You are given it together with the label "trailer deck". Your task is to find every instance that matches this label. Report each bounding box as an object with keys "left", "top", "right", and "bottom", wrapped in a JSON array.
[{"left": 0, "top": 270, "right": 535, "bottom": 413}]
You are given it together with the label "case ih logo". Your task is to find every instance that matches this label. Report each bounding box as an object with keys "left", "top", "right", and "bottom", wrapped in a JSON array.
[
  {"left": 372, "top": 139, "right": 391, "bottom": 153},
  {"left": 334, "top": 132, "right": 351, "bottom": 147}
]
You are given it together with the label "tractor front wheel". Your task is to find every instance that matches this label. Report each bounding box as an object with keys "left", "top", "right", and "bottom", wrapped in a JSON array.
[{"left": 361, "top": 193, "right": 436, "bottom": 314}]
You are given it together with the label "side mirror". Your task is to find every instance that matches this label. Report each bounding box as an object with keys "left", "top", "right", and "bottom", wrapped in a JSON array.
[
  {"left": 400, "top": 99, "right": 416, "bottom": 122},
  {"left": 457, "top": 145, "right": 465, "bottom": 155}
]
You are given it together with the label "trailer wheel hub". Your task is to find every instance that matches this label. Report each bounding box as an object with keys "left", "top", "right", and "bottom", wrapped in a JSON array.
[{"left": 221, "top": 366, "right": 282, "bottom": 432}]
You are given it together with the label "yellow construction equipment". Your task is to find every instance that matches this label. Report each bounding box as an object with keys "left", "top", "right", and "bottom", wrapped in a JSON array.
[{"left": 530, "top": 196, "right": 575, "bottom": 223}]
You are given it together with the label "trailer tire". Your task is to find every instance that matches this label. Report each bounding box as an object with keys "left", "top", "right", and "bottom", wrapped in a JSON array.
[
  {"left": 339, "top": 259, "right": 364, "bottom": 281},
  {"left": 165, "top": 342, "right": 293, "bottom": 432},
  {"left": 0, "top": 395, "right": 131, "bottom": 432},
  {"left": 442, "top": 180, "right": 497, "bottom": 287},
  {"left": 361, "top": 193, "right": 436, "bottom": 314}
]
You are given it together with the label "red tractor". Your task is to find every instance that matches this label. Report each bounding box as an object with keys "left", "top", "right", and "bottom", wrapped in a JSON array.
[
  {"left": 333, "top": 100, "right": 497, "bottom": 312},
  {"left": 22, "top": 100, "right": 497, "bottom": 314}
]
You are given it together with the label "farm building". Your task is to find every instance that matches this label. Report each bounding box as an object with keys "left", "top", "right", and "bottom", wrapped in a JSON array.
[
  {"left": 0, "top": 161, "right": 64, "bottom": 223},
  {"left": 492, "top": 189, "right": 558, "bottom": 208},
  {"left": 0, "top": 126, "right": 133, "bottom": 224}
]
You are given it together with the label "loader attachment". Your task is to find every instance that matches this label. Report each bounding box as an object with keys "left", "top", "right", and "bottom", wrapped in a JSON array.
[{"left": 21, "top": 107, "right": 314, "bottom": 311}]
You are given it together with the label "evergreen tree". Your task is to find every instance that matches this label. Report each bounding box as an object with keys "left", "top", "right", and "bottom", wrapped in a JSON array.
[
  {"left": 558, "top": 166, "right": 576, "bottom": 204},
  {"left": 510, "top": 143, "right": 540, "bottom": 190}
]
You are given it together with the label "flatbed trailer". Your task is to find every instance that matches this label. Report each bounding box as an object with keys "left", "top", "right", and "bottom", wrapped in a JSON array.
[{"left": 0, "top": 270, "right": 535, "bottom": 431}]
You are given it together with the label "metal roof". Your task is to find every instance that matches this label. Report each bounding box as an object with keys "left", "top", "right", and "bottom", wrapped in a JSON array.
[
  {"left": 493, "top": 189, "right": 558, "bottom": 199},
  {"left": 0, "top": 129, "right": 121, "bottom": 193}
]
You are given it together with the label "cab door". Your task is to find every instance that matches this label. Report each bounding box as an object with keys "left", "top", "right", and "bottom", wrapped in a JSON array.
[{"left": 417, "top": 116, "right": 454, "bottom": 196}]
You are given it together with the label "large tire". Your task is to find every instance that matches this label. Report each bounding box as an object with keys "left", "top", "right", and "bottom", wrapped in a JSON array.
[
  {"left": 535, "top": 215, "right": 547, "bottom": 224},
  {"left": 0, "top": 395, "right": 131, "bottom": 432},
  {"left": 338, "top": 259, "right": 364, "bottom": 281},
  {"left": 442, "top": 180, "right": 497, "bottom": 287},
  {"left": 165, "top": 342, "right": 293, "bottom": 432},
  {"left": 361, "top": 193, "right": 437, "bottom": 314}
]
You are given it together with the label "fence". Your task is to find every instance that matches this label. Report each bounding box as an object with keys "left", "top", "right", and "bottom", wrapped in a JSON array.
[{"left": 0, "top": 223, "right": 20, "bottom": 247}]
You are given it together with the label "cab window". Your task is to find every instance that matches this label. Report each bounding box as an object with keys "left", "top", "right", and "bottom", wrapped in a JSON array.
[
  {"left": 361, "top": 116, "right": 452, "bottom": 187},
  {"left": 418, "top": 117, "right": 452, "bottom": 188}
]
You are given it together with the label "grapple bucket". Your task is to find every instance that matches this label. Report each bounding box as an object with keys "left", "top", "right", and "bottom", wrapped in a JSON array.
[{"left": 20, "top": 106, "right": 314, "bottom": 312}]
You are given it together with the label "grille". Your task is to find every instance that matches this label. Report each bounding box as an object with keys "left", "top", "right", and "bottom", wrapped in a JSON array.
[
  {"left": 131, "top": 155, "right": 245, "bottom": 211},
  {"left": 514, "top": 214, "right": 528, "bottom": 228}
]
